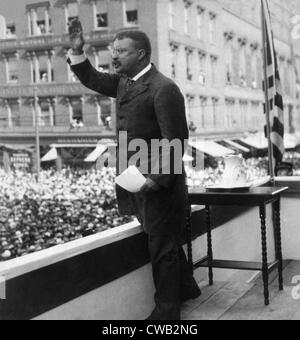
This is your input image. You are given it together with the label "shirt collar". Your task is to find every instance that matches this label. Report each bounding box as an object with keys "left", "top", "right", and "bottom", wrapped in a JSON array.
[{"left": 132, "top": 64, "right": 152, "bottom": 81}]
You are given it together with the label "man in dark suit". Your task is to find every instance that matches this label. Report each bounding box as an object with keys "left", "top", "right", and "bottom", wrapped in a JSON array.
[{"left": 68, "top": 19, "right": 200, "bottom": 320}]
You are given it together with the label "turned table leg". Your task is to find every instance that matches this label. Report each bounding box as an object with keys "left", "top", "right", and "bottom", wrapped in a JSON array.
[
  {"left": 206, "top": 205, "right": 214, "bottom": 286},
  {"left": 260, "top": 204, "right": 269, "bottom": 306}
]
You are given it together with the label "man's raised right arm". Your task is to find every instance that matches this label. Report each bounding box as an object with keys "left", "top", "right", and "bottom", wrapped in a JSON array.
[{"left": 67, "top": 19, "right": 120, "bottom": 98}]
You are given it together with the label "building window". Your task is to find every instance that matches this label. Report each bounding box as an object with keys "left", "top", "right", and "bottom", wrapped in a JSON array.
[
  {"left": 169, "top": 0, "right": 176, "bottom": 30},
  {"left": 240, "top": 50, "right": 247, "bottom": 87},
  {"left": 209, "top": 12, "right": 217, "bottom": 44},
  {"left": 237, "top": 37, "right": 247, "bottom": 87},
  {"left": 185, "top": 94, "right": 194, "bottom": 124},
  {"left": 30, "top": 51, "right": 54, "bottom": 83},
  {"left": 197, "top": 7, "right": 205, "bottom": 40},
  {"left": 185, "top": 48, "right": 193, "bottom": 81},
  {"left": 284, "top": 61, "right": 291, "bottom": 96},
  {"left": 64, "top": 1, "right": 79, "bottom": 32},
  {"left": 240, "top": 100, "right": 248, "bottom": 128},
  {"left": 251, "top": 51, "right": 258, "bottom": 89},
  {"left": 183, "top": 3, "right": 190, "bottom": 35},
  {"left": 232, "top": 46, "right": 240, "bottom": 86},
  {"left": 97, "top": 13, "right": 108, "bottom": 28},
  {"left": 225, "top": 98, "right": 235, "bottom": 129},
  {"left": 170, "top": 43, "right": 178, "bottom": 79},
  {"left": 200, "top": 96, "right": 207, "bottom": 129},
  {"left": 124, "top": 0, "right": 138, "bottom": 27},
  {"left": 38, "top": 99, "right": 55, "bottom": 127},
  {"left": 4, "top": 99, "right": 21, "bottom": 127},
  {"left": 212, "top": 97, "right": 219, "bottom": 129},
  {"left": 186, "top": 95, "right": 196, "bottom": 132},
  {"left": 95, "top": 97, "right": 113, "bottom": 128},
  {"left": 6, "top": 23, "right": 16, "bottom": 39},
  {"left": 92, "top": 47, "right": 111, "bottom": 73},
  {"left": 68, "top": 97, "right": 83, "bottom": 125},
  {"left": 279, "top": 57, "right": 285, "bottom": 94},
  {"left": 39, "top": 54, "right": 49, "bottom": 82},
  {"left": 198, "top": 51, "right": 206, "bottom": 85},
  {"left": 27, "top": 3, "right": 52, "bottom": 36},
  {"left": 210, "top": 55, "right": 218, "bottom": 87},
  {"left": 225, "top": 42, "right": 233, "bottom": 85},
  {"left": 251, "top": 101, "right": 260, "bottom": 129},
  {"left": 4, "top": 54, "right": 19, "bottom": 84},
  {"left": 92, "top": 0, "right": 108, "bottom": 29}
]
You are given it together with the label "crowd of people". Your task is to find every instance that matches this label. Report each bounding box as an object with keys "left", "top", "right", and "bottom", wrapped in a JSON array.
[
  {"left": 0, "top": 168, "right": 133, "bottom": 261},
  {"left": 0, "top": 153, "right": 298, "bottom": 262},
  {"left": 185, "top": 157, "right": 269, "bottom": 187}
]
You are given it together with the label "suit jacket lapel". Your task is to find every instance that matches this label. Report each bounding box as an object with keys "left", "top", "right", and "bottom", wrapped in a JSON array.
[
  {"left": 119, "top": 83, "right": 149, "bottom": 104},
  {"left": 118, "top": 64, "right": 158, "bottom": 105}
]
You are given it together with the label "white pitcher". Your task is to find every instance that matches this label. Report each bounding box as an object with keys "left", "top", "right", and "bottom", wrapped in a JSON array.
[{"left": 220, "top": 155, "right": 247, "bottom": 187}]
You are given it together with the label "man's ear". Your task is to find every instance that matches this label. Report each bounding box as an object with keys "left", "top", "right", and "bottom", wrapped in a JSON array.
[{"left": 138, "top": 49, "right": 146, "bottom": 61}]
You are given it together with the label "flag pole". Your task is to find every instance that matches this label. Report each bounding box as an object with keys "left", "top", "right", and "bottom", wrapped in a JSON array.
[
  {"left": 261, "top": 0, "right": 275, "bottom": 184},
  {"left": 34, "top": 86, "right": 40, "bottom": 182}
]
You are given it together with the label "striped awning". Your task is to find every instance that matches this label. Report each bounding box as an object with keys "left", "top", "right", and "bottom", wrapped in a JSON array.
[
  {"left": 41, "top": 147, "right": 58, "bottom": 162},
  {"left": 240, "top": 133, "right": 268, "bottom": 150},
  {"left": 84, "top": 144, "right": 108, "bottom": 162},
  {"left": 189, "top": 140, "right": 234, "bottom": 158},
  {"left": 222, "top": 139, "right": 250, "bottom": 153},
  {"left": 240, "top": 133, "right": 297, "bottom": 151}
]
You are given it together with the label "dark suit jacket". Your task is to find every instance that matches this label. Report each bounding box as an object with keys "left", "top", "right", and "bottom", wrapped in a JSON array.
[{"left": 70, "top": 60, "right": 189, "bottom": 235}]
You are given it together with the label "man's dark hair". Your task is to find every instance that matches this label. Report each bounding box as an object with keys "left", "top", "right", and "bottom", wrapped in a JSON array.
[{"left": 114, "top": 30, "right": 152, "bottom": 61}]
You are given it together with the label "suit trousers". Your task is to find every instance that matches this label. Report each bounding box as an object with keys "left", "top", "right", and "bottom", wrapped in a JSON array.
[{"left": 128, "top": 185, "right": 194, "bottom": 320}]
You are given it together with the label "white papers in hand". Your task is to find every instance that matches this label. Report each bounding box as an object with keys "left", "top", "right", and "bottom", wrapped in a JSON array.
[{"left": 115, "top": 166, "right": 147, "bottom": 193}]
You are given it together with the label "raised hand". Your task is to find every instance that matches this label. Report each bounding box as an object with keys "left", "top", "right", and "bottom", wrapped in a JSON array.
[{"left": 68, "top": 18, "right": 85, "bottom": 54}]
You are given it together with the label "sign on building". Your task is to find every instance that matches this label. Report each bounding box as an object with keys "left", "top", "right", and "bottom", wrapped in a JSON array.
[{"left": 0, "top": 146, "right": 34, "bottom": 172}]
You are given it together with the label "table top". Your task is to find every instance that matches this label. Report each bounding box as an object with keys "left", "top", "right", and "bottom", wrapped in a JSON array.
[{"left": 188, "top": 186, "right": 289, "bottom": 206}]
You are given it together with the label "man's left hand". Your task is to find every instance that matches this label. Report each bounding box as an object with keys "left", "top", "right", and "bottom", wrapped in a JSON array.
[{"left": 140, "top": 178, "right": 161, "bottom": 194}]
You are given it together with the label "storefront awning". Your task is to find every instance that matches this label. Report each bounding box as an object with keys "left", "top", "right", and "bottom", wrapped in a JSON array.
[
  {"left": 189, "top": 140, "right": 234, "bottom": 158},
  {"left": 41, "top": 147, "right": 58, "bottom": 162},
  {"left": 50, "top": 144, "right": 97, "bottom": 148},
  {"left": 223, "top": 139, "right": 250, "bottom": 153},
  {"left": 239, "top": 133, "right": 268, "bottom": 150},
  {"left": 240, "top": 133, "right": 297, "bottom": 151},
  {"left": 84, "top": 144, "right": 108, "bottom": 162}
]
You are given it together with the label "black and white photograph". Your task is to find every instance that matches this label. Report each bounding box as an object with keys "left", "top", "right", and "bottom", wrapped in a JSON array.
[{"left": 0, "top": 0, "right": 300, "bottom": 323}]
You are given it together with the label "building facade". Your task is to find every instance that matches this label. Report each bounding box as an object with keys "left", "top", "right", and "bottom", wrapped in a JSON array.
[
  {"left": 159, "top": 0, "right": 300, "bottom": 138},
  {"left": 0, "top": 0, "right": 299, "bottom": 149},
  {"left": 0, "top": 0, "right": 158, "bottom": 148}
]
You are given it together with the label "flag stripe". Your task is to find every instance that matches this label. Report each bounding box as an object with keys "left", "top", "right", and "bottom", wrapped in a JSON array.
[{"left": 262, "top": 0, "right": 285, "bottom": 166}]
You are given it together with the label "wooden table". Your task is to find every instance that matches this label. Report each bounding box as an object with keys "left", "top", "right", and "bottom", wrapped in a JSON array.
[{"left": 187, "top": 186, "right": 288, "bottom": 306}]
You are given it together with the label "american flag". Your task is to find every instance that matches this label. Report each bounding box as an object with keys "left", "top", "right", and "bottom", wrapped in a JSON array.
[{"left": 261, "top": 0, "right": 284, "bottom": 166}]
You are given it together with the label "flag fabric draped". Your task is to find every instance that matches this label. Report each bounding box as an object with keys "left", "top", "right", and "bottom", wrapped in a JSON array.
[{"left": 261, "top": 0, "right": 285, "bottom": 165}]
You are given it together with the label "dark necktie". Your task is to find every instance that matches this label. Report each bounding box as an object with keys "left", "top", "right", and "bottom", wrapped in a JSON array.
[{"left": 125, "top": 78, "right": 135, "bottom": 91}]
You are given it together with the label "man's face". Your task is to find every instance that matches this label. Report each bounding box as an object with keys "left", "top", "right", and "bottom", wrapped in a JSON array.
[{"left": 111, "top": 38, "right": 140, "bottom": 76}]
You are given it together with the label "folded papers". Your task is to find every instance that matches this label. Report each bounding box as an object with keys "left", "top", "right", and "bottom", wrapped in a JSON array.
[{"left": 115, "top": 166, "right": 147, "bottom": 193}]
